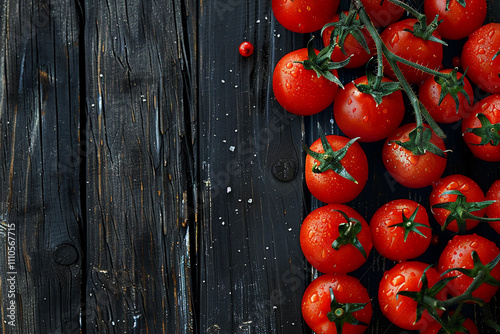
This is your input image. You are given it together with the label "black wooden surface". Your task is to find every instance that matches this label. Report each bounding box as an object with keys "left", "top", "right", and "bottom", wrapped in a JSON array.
[{"left": 0, "top": 0, "right": 499, "bottom": 333}]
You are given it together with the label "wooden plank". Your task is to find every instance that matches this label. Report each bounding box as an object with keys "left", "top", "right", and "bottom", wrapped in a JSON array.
[
  {"left": 0, "top": 1, "right": 82, "bottom": 333},
  {"left": 83, "top": 0, "right": 196, "bottom": 332},
  {"left": 196, "top": 1, "right": 311, "bottom": 333}
]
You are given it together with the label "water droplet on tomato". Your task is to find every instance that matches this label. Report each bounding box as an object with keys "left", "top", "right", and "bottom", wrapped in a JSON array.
[
  {"left": 459, "top": 183, "right": 470, "bottom": 192},
  {"left": 408, "top": 155, "right": 418, "bottom": 165},
  {"left": 290, "top": 71, "right": 298, "bottom": 78},
  {"left": 336, "top": 284, "right": 343, "bottom": 292},
  {"left": 478, "top": 39, "right": 485, "bottom": 44},
  {"left": 382, "top": 108, "right": 388, "bottom": 114},
  {"left": 285, "top": 83, "right": 292, "bottom": 90},
  {"left": 470, "top": 241, "right": 478, "bottom": 248},
  {"left": 348, "top": 98, "right": 353, "bottom": 105},
  {"left": 391, "top": 274, "right": 406, "bottom": 286},
  {"left": 390, "top": 33, "right": 400, "bottom": 47},
  {"left": 489, "top": 30, "right": 495, "bottom": 38},
  {"left": 317, "top": 311, "right": 324, "bottom": 319},
  {"left": 310, "top": 294, "right": 319, "bottom": 303},
  {"left": 308, "top": 230, "right": 314, "bottom": 239},
  {"left": 478, "top": 49, "right": 485, "bottom": 55},
  {"left": 352, "top": 108, "right": 357, "bottom": 113},
  {"left": 306, "top": 5, "right": 311, "bottom": 11},
  {"left": 286, "top": 62, "right": 293, "bottom": 69},
  {"left": 321, "top": 249, "right": 327, "bottom": 258},
  {"left": 386, "top": 290, "right": 394, "bottom": 297},
  {"left": 362, "top": 115, "right": 369, "bottom": 122},
  {"left": 447, "top": 181, "right": 459, "bottom": 190}
]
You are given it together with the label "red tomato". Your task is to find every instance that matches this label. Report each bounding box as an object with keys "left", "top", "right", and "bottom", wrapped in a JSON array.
[
  {"left": 462, "top": 94, "right": 500, "bottom": 162},
  {"left": 419, "top": 69, "right": 474, "bottom": 123},
  {"left": 486, "top": 180, "right": 500, "bottom": 234},
  {"left": 321, "top": 12, "right": 374, "bottom": 68},
  {"left": 370, "top": 199, "right": 432, "bottom": 261},
  {"left": 429, "top": 174, "right": 486, "bottom": 232},
  {"left": 461, "top": 23, "right": 500, "bottom": 94},
  {"left": 420, "top": 314, "right": 479, "bottom": 334},
  {"left": 273, "top": 48, "right": 340, "bottom": 116},
  {"left": 272, "top": 0, "right": 340, "bottom": 33},
  {"left": 382, "top": 123, "right": 447, "bottom": 188},
  {"left": 300, "top": 204, "right": 372, "bottom": 274},
  {"left": 378, "top": 261, "right": 447, "bottom": 331},
  {"left": 438, "top": 234, "right": 500, "bottom": 303},
  {"left": 359, "top": 0, "right": 404, "bottom": 28},
  {"left": 333, "top": 76, "right": 405, "bottom": 142},
  {"left": 302, "top": 274, "right": 372, "bottom": 334},
  {"left": 380, "top": 19, "right": 443, "bottom": 84},
  {"left": 424, "top": 0, "right": 487, "bottom": 40},
  {"left": 238, "top": 41, "right": 254, "bottom": 57},
  {"left": 305, "top": 134, "right": 368, "bottom": 203}
]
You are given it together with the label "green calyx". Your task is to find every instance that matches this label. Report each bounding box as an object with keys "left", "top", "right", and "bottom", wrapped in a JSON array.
[
  {"left": 331, "top": 210, "right": 367, "bottom": 259},
  {"left": 446, "top": 0, "right": 466, "bottom": 10},
  {"left": 355, "top": 62, "right": 401, "bottom": 106},
  {"left": 295, "top": 38, "right": 349, "bottom": 88},
  {"left": 435, "top": 68, "right": 471, "bottom": 112},
  {"left": 409, "top": 15, "right": 447, "bottom": 46},
  {"left": 463, "top": 113, "right": 500, "bottom": 146},
  {"left": 390, "top": 125, "right": 447, "bottom": 158},
  {"left": 397, "top": 266, "right": 454, "bottom": 328},
  {"left": 388, "top": 206, "right": 431, "bottom": 242},
  {"left": 321, "top": 8, "right": 371, "bottom": 56},
  {"left": 431, "top": 189, "right": 498, "bottom": 234},
  {"left": 327, "top": 287, "right": 369, "bottom": 334},
  {"left": 303, "top": 124, "right": 360, "bottom": 184},
  {"left": 434, "top": 311, "right": 470, "bottom": 334}
]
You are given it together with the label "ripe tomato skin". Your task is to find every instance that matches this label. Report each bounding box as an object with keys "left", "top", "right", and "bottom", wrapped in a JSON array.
[
  {"left": 486, "top": 180, "right": 500, "bottom": 234},
  {"left": 359, "top": 0, "right": 404, "bottom": 28},
  {"left": 438, "top": 234, "right": 500, "bottom": 303},
  {"left": 420, "top": 315, "right": 479, "bottom": 334},
  {"left": 462, "top": 23, "right": 500, "bottom": 94},
  {"left": 378, "top": 261, "right": 446, "bottom": 331},
  {"left": 302, "top": 274, "right": 372, "bottom": 334},
  {"left": 461, "top": 94, "right": 500, "bottom": 162},
  {"left": 305, "top": 135, "right": 368, "bottom": 203},
  {"left": 382, "top": 123, "right": 447, "bottom": 188},
  {"left": 370, "top": 199, "right": 431, "bottom": 261},
  {"left": 429, "top": 174, "right": 486, "bottom": 232},
  {"left": 272, "top": 0, "right": 340, "bottom": 33},
  {"left": 322, "top": 13, "right": 374, "bottom": 68},
  {"left": 300, "top": 204, "right": 373, "bottom": 274},
  {"left": 424, "top": 0, "right": 487, "bottom": 40},
  {"left": 419, "top": 69, "right": 474, "bottom": 123},
  {"left": 380, "top": 19, "right": 443, "bottom": 84},
  {"left": 273, "top": 48, "right": 340, "bottom": 116},
  {"left": 333, "top": 76, "right": 405, "bottom": 142}
]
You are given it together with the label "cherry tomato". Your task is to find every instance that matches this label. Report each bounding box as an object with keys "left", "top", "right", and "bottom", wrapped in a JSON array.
[
  {"left": 429, "top": 174, "right": 487, "bottom": 232},
  {"left": 321, "top": 12, "right": 374, "bottom": 68},
  {"left": 462, "top": 94, "right": 500, "bottom": 162},
  {"left": 380, "top": 19, "right": 443, "bottom": 84},
  {"left": 302, "top": 274, "right": 372, "bottom": 334},
  {"left": 359, "top": 0, "right": 404, "bottom": 28},
  {"left": 461, "top": 23, "right": 500, "bottom": 94},
  {"left": 370, "top": 199, "right": 431, "bottom": 261},
  {"left": 273, "top": 48, "right": 340, "bottom": 116},
  {"left": 272, "top": 0, "right": 340, "bottom": 33},
  {"left": 238, "top": 41, "right": 254, "bottom": 57},
  {"left": 419, "top": 69, "right": 474, "bottom": 123},
  {"left": 333, "top": 76, "right": 405, "bottom": 142},
  {"left": 424, "top": 0, "right": 487, "bottom": 40},
  {"left": 305, "top": 134, "right": 368, "bottom": 203},
  {"left": 300, "top": 204, "right": 372, "bottom": 274},
  {"left": 486, "top": 180, "right": 500, "bottom": 234},
  {"left": 378, "top": 261, "right": 447, "bottom": 331},
  {"left": 382, "top": 123, "right": 447, "bottom": 188},
  {"left": 438, "top": 234, "right": 500, "bottom": 303}
]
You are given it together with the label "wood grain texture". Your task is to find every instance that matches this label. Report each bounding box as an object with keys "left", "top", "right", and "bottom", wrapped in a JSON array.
[
  {"left": 83, "top": 0, "right": 195, "bottom": 332},
  {"left": 0, "top": 1, "right": 82, "bottom": 333}
]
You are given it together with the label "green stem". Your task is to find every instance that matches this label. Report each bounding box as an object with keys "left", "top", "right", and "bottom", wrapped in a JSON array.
[
  {"left": 384, "top": 0, "right": 425, "bottom": 20},
  {"left": 438, "top": 271, "right": 487, "bottom": 309}
]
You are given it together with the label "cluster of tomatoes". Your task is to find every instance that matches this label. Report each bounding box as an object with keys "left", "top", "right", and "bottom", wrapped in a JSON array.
[{"left": 270, "top": 0, "right": 500, "bottom": 333}]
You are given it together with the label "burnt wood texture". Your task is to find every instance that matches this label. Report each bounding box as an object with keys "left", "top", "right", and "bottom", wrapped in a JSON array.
[{"left": 0, "top": 0, "right": 499, "bottom": 333}]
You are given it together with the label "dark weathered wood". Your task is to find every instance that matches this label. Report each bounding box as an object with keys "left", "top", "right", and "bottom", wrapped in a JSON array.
[
  {"left": 0, "top": 1, "right": 82, "bottom": 333},
  {"left": 83, "top": 0, "right": 195, "bottom": 332}
]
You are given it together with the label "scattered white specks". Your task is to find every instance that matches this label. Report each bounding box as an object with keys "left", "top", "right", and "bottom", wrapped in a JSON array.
[
  {"left": 235, "top": 85, "right": 239, "bottom": 88},
  {"left": 277, "top": 34, "right": 281, "bottom": 38},
  {"left": 330, "top": 118, "right": 335, "bottom": 125},
  {"left": 288, "top": 228, "right": 292, "bottom": 232},
  {"left": 256, "top": 19, "right": 261, "bottom": 23},
  {"left": 227, "top": 186, "right": 232, "bottom": 193},
  {"left": 248, "top": 199, "right": 253, "bottom": 203},
  {"left": 273, "top": 306, "right": 278, "bottom": 309},
  {"left": 221, "top": 79, "right": 226, "bottom": 84},
  {"left": 229, "top": 146, "right": 235, "bottom": 152}
]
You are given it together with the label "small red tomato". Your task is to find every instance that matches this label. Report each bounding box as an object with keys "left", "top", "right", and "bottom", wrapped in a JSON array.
[
  {"left": 486, "top": 180, "right": 500, "bottom": 234},
  {"left": 239, "top": 41, "right": 254, "bottom": 57},
  {"left": 272, "top": 0, "right": 340, "bottom": 33},
  {"left": 302, "top": 274, "right": 372, "bottom": 334},
  {"left": 462, "top": 94, "right": 500, "bottom": 162},
  {"left": 429, "top": 174, "right": 487, "bottom": 233},
  {"left": 333, "top": 76, "right": 405, "bottom": 142},
  {"left": 419, "top": 69, "right": 474, "bottom": 123},
  {"left": 300, "top": 204, "right": 372, "bottom": 274},
  {"left": 370, "top": 199, "right": 432, "bottom": 261},
  {"left": 378, "top": 261, "right": 447, "bottom": 331},
  {"left": 438, "top": 234, "right": 500, "bottom": 303}
]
